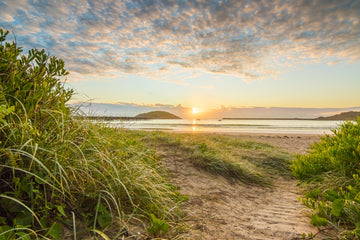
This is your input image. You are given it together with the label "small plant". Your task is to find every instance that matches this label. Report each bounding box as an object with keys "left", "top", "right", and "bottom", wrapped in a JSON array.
[
  {"left": 94, "top": 195, "right": 111, "bottom": 229},
  {"left": 301, "top": 232, "right": 314, "bottom": 239},
  {"left": 310, "top": 214, "right": 328, "bottom": 227},
  {"left": 147, "top": 213, "right": 169, "bottom": 237}
]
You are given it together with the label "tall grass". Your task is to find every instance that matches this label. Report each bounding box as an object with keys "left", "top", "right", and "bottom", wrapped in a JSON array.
[{"left": 0, "top": 29, "right": 182, "bottom": 239}]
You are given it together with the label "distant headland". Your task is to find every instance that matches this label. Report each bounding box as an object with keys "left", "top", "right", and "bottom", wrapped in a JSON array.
[
  {"left": 223, "top": 111, "right": 360, "bottom": 121},
  {"left": 315, "top": 111, "right": 360, "bottom": 120}
]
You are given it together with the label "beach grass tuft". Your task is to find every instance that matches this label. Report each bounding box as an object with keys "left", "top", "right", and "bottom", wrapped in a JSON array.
[{"left": 142, "top": 132, "right": 293, "bottom": 186}]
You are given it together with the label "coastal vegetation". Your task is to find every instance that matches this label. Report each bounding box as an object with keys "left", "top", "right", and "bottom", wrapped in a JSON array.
[
  {"left": 291, "top": 118, "right": 360, "bottom": 238},
  {"left": 0, "top": 29, "right": 184, "bottom": 239},
  {"left": 146, "top": 132, "right": 292, "bottom": 186}
]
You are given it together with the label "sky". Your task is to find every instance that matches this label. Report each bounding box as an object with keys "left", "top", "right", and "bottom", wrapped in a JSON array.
[{"left": 1, "top": 0, "right": 360, "bottom": 118}]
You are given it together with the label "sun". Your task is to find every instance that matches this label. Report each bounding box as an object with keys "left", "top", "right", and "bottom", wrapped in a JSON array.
[{"left": 192, "top": 107, "right": 199, "bottom": 114}]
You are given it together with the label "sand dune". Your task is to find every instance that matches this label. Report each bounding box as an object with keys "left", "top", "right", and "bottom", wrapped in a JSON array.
[{"left": 159, "top": 133, "right": 323, "bottom": 240}]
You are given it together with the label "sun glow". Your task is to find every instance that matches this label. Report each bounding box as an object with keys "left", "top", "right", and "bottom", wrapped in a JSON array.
[{"left": 192, "top": 107, "right": 199, "bottom": 114}]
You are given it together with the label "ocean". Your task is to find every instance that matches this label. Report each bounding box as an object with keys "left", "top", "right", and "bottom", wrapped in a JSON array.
[{"left": 105, "top": 119, "right": 346, "bottom": 135}]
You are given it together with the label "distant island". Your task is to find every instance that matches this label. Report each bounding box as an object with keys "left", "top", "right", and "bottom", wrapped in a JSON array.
[
  {"left": 135, "top": 111, "right": 181, "bottom": 119},
  {"left": 223, "top": 111, "right": 360, "bottom": 121},
  {"left": 315, "top": 111, "right": 360, "bottom": 120}
]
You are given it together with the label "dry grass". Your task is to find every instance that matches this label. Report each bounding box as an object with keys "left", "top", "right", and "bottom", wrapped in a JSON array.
[{"left": 141, "top": 131, "right": 293, "bottom": 186}]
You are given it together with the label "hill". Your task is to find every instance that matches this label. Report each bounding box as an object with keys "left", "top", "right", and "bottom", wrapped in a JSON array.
[
  {"left": 135, "top": 111, "right": 181, "bottom": 119},
  {"left": 316, "top": 111, "right": 360, "bottom": 120}
]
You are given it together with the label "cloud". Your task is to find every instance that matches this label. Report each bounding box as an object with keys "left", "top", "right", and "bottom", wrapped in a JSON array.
[
  {"left": 1, "top": 0, "right": 359, "bottom": 81},
  {"left": 199, "top": 85, "right": 214, "bottom": 89}
]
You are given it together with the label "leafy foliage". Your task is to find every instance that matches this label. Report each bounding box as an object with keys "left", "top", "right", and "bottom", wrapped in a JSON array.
[
  {"left": 0, "top": 28, "right": 182, "bottom": 239},
  {"left": 292, "top": 119, "right": 360, "bottom": 180},
  {"left": 291, "top": 118, "right": 360, "bottom": 238}
]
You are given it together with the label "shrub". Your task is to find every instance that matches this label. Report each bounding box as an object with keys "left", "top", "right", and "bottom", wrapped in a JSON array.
[
  {"left": 292, "top": 119, "right": 360, "bottom": 180},
  {"left": 291, "top": 118, "right": 360, "bottom": 238},
  {"left": 0, "top": 29, "right": 181, "bottom": 239}
]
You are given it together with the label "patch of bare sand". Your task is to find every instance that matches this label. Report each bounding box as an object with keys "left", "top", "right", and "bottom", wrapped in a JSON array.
[
  {"left": 160, "top": 133, "right": 323, "bottom": 240},
  {"left": 218, "top": 133, "right": 321, "bottom": 155}
]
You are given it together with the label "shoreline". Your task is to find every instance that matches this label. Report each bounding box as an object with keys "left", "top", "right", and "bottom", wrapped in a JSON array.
[{"left": 109, "top": 118, "right": 341, "bottom": 136}]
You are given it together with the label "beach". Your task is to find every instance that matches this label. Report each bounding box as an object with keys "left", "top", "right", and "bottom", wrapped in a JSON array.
[
  {"left": 221, "top": 132, "right": 322, "bottom": 155},
  {"left": 116, "top": 118, "right": 341, "bottom": 136},
  {"left": 157, "top": 132, "right": 324, "bottom": 240}
]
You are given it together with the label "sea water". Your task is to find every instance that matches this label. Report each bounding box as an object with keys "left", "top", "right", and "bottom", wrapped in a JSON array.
[{"left": 106, "top": 119, "right": 345, "bottom": 134}]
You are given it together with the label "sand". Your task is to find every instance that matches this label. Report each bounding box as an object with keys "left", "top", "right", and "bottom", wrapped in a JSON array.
[
  {"left": 222, "top": 133, "right": 321, "bottom": 155},
  {"left": 159, "top": 133, "right": 324, "bottom": 240}
]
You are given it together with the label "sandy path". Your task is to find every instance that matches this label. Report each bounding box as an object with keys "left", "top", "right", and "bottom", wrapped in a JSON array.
[{"left": 160, "top": 134, "right": 322, "bottom": 240}]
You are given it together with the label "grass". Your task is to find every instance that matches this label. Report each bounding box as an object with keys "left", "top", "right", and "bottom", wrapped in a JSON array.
[
  {"left": 141, "top": 131, "right": 293, "bottom": 186},
  {"left": 0, "top": 29, "right": 184, "bottom": 239},
  {"left": 0, "top": 115, "right": 186, "bottom": 238}
]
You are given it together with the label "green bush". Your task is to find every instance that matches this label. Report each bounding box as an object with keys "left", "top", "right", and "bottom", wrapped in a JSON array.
[
  {"left": 0, "top": 29, "right": 181, "bottom": 239},
  {"left": 291, "top": 118, "right": 360, "bottom": 238},
  {"left": 292, "top": 119, "right": 360, "bottom": 180}
]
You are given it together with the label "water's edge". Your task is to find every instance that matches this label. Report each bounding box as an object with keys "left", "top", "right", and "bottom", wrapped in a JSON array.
[{"left": 103, "top": 119, "right": 345, "bottom": 134}]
